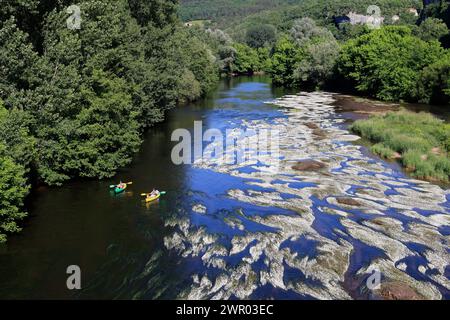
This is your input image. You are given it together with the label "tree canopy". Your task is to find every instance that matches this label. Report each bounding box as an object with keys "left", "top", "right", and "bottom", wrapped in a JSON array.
[
  {"left": 0, "top": 0, "right": 220, "bottom": 242},
  {"left": 337, "top": 26, "right": 446, "bottom": 101}
]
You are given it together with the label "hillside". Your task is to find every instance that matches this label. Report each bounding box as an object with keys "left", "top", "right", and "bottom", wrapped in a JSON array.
[
  {"left": 180, "top": 0, "right": 424, "bottom": 30},
  {"left": 179, "top": 0, "right": 297, "bottom": 23}
]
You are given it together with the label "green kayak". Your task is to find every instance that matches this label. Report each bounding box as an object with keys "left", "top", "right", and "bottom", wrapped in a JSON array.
[{"left": 114, "top": 184, "right": 127, "bottom": 194}]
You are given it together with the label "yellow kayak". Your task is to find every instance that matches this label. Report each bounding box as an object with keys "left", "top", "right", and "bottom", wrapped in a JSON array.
[{"left": 145, "top": 193, "right": 161, "bottom": 203}]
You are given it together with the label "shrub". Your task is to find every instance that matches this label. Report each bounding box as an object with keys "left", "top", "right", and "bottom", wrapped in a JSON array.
[
  {"left": 371, "top": 143, "right": 395, "bottom": 159},
  {"left": 351, "top": 109, "right": 450, "bottom": 181}
]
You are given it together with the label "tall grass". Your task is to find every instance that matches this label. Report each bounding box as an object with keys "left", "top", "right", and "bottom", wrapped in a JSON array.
[{"left": 351, "top": 109, "right": 450, "bottom": 181}]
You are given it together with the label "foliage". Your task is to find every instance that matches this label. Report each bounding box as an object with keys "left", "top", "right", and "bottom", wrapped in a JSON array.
[
  {"left": 0, "top": 104, "right": 35, "bottom": 169},
  {"left": 417, "top": 52, "right": 450, "bottom": 104},
  {"left": 0, "top": 106, "right": 29, "bottom": 243},
  {"left": 422, "top": 0, "right": 450, "bottom": 28},
  {"left": 128, "top": 0, "right": 178, "bottom": 27},
  {"left": 179, "top": 0, "right": 449, "bottom": 96},
  {"left": 288, "top": 18, "right": 340, "bottom": 87},
  {"left": 217, "top": 45, "right": 237, "bottom": 74},
  {"left": 0, "top": 18, "right": 40, "bottom": 101},
  {"left": 334, "top": 23, "right": 371, "bottom": 42},
  {"left": 0, "top": 0, "right": 220, "bottom": 241},
  {"left": 0, "top": 0, "right": 218, "bottom": 186},
  {"left": 222, "top": 0, "right": 423, "bottom": 39},
  {"left": 414, "top": 17, "right": 449, "bottom": 42},
  {"left": 178, "top": 0, "right": 294, "bottom": 23},
  {"left": 290, "top": 17, "right": 335, "bottom": 46},
  {"left": 265, "top": 18, "right": 340, "bottom": 88},
  {"left": 245, "top": 24, "right": 276, "bottom": 48},
  {"left": 205, "top": 28, "right": 233, "bottom": 47},
  {"left": 269, "top": 36, "right": 303, "bottom": 86},
  {"left": 294, "top": 40, "right": 340, "bottom": 88},
  {"left": 337, "top": 26, "right": 445, "bottom": 101},
  {"left": 351, "top": 110, "right": 450, "bottom": 181},
  {"left": 232, "top": 43, "right": 261, "bottom": 74},
  {"left": 256, "top": 47, "right": 272, "bottom": 72}
]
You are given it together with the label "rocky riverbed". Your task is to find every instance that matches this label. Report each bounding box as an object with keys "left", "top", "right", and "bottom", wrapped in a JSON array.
[{"left": 162, "top": 91, "right": 449, "bottom": 300}]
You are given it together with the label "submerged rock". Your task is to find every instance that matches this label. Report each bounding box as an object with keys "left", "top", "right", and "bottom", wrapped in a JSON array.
[
  {"left": 312, "top": 129, "right": 327, "bottom": 139},
  {"left": 304, "top": 122, "right": 320, "bottom": 130},
  {"left": 336, "top": 197, "right": 361, "bottom": 207},
  {"left": 292, "top": 160, "right": 326, "bottom": 171}
]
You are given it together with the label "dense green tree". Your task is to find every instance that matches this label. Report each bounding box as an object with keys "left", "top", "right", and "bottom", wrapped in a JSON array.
[
  {"left": 245, "top": 24, "right": 276, "bottom": 48},
  {"left": 290, "top": 17, "right": 335, "bottom": 46},
  {"left": 294, "top": 40, "right": 340, "bottom": 88},
  {"left": 422, "top": 0, "right": 450, "bottom": 26},
  {"left": 22, "top": 0, "right": 218, "bottom": 185},
  {"left": 205, "top": 28, "right": 233, "bottom": 46},
  {"left": 232, "top": 43, "right": 261, "bottom": 74},
  {"left": 269, "top": 36, "right": 304, "bottom": 86},
  {"left": 16, "top": 0, "right": 143, "bottom": 184},
  {"left": 0, "top": 146, "right": 28, "bottom": 243},
  {"left": 184, "top": 27, "right": 235, "bottom": 75},
  {"left": 414, "top": 17, "right": 449, "bottom": 42},
  {"left": 222, "top": 0, "right": 423, "bottom": 41},
  {"left": 178, "top": 0, "right": 292, "bottom": 23},
  {"left": 288, "top": 18, "right": 340, "bottom": 88},
  {"left": 0, "top": 103, "right": 35, "bottom": 169},
  {"left": 128, "top": 0, "right": 178, "bottom": 27},
  {"left": 182, "top": 36, "right": 219, "bottom": 94},
  {"left": 34, "top": 70, "right": 142, "bottom": 184},
  {"left": 141, "top": 25, "right": 218, "bottom": 111},
  {"left": 417, "top": 52, "right": 450, "bottom": 104},
  {"left": 257, "top": 47, "right": 272, "bottom": 72},
  {"left": 0, "top": 18, "right": 40, "bottom": 102},
  {"left": 218, "top": 45, "right": 237, "bottom": 74},
  {"left": 0, "top": 105, "right": 29, "bottom": 243},
  {"left": 338, "top": 26, "right": 445, "bottom": 101},
  {"left": 334, "top": 23, "right": 370, "bottom": 41}
]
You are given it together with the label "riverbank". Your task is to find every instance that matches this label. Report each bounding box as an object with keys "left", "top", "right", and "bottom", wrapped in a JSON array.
[{"left": 350, "top": 109, "right": 450, "bottom": 183}]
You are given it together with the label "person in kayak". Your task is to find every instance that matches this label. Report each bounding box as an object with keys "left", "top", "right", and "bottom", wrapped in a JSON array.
[{"left": 147, "top": 190, "right": 160, "bottom": 200}]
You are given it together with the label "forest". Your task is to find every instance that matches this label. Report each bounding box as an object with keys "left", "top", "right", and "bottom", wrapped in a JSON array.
[
  {"left": 0, "top": 0, "right": 219, "bottom": 242},
  {"left": 180, "top": 0, "right": 449, "bottom": 105},
  {"left": 179, "top": 0, "right": 297, "bottom": 22},
  {"left": 1, "top": 0, "right": 450, "bottom": 242}
]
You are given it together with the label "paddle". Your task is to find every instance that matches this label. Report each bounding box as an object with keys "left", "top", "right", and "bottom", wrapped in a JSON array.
[
  {"left": 110, "top": 182, "right": 133, "bottom": 189},
  {"left": 141, "top": 191, "right": 166, "bottom": 196}
]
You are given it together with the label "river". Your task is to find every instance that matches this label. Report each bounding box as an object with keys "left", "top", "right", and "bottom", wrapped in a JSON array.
[{"left": 0, "top": 76, "right": 449, "bottom": 300}]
